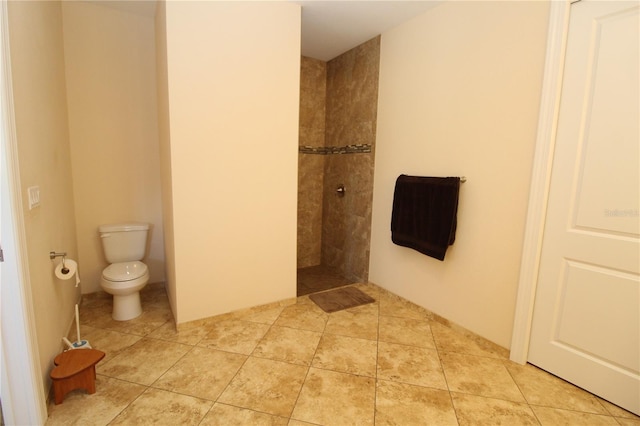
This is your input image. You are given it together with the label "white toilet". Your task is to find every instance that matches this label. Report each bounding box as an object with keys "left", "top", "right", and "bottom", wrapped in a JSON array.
[{"left": 99, "top": 222, "right": 150, "bottom": 321}]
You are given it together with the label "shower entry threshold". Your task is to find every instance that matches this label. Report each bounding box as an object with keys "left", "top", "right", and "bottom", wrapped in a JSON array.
[{"left": 296, "top": 265, "right": 355, "bottom": 297}]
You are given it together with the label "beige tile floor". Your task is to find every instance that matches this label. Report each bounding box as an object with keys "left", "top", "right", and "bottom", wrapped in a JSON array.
[{"left": 46, "top": 282, "right": 640, "bottom": 425}]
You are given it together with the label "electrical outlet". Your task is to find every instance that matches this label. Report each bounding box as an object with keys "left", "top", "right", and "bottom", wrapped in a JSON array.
[{"left": 28, "top": 186, "right": 40, "bottom": 210}]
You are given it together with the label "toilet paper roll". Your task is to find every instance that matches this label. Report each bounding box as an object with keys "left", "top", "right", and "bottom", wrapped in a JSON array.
[{"left": 55, "top": 259, "right": 81, "bottom": 287}]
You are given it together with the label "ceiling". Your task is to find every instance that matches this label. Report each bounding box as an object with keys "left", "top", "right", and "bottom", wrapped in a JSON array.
[
  {"left": 93, "top": 1, "right": 442, "bottom": 62},
  {"left": 295, "top": 1, "right": 442, "bottom": 61}
]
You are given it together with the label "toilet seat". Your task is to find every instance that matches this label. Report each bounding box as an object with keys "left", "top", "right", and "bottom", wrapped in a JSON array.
[{"left": 102, "top": 261, "right": 148, "bottom": 282}]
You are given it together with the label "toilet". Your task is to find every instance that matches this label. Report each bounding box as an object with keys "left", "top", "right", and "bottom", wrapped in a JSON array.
[{"left": 99, "top": 222, "right": 150, "bottom": 321}]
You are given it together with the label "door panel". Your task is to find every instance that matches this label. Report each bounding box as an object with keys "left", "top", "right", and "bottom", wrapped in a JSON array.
[
  {"left": 556, "top": 260, "right": 639, "bottom": 370},
  {"left": 572, "top": 4, "right": 639, "bottom": 237},
  {"left": 528, "top": 0, "right": 640, "bottom": 415}
]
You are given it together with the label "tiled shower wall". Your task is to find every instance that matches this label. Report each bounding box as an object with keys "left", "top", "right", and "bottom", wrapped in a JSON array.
[
  {"left": 297, "top": 57, "right": 326, "bottom": 268},
  {"left": 297, "top": 37, "right": 380, "bottom": 282},
  {"left": 322, "top": 37, "right": 380, "bottom": 282}
]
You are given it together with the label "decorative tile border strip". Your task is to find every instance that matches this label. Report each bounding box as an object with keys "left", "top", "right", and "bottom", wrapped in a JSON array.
[{"left": 299, "top": 144, "right": 372, "bottom": 155}]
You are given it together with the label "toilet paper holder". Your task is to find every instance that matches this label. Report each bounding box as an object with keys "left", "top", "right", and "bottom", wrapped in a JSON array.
[{"left": 50, "top": 251, "right": 69, "bottom": 274}]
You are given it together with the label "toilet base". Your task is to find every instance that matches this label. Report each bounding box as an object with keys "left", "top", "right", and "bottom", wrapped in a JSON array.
[
  {"left": 101, "top": 266, "right": 149, "bottom": 321},
  {"left": 112, "top": 292, "right": 142, "bottom": 321}
]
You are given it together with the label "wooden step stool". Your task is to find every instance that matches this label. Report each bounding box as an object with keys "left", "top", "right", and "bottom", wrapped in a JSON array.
[{"left": 50, "top": 348, "right": 105, "bottom": 405}]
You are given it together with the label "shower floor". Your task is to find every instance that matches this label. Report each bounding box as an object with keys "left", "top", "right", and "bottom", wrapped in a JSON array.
[{"left": 296, "top": 264, "right": 355, "bottom": 296}]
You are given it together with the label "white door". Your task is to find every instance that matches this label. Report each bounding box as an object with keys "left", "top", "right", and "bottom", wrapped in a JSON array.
[{"left": 528, "top": 0, "right": 639, "bottom": 415}]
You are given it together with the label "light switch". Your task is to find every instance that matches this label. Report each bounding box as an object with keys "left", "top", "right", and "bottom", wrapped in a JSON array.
[{"left": 27, "top": 186, "right": 40, "bottom": 209}]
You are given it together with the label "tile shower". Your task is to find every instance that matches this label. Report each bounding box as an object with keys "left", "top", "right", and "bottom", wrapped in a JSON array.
[{"left": 297, "top": 36, "right": 380, "bottom": 289}]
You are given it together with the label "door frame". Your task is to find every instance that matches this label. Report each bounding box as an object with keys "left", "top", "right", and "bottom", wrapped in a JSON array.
[
  {"left": 0, "top": 1, "right": 48, "bottom": 423},
  {"left": 510, "top": 0, "right": 573, "bottom": 364}
]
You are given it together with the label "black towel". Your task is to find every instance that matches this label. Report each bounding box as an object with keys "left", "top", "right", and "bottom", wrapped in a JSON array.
[{"left": 391, "top": 175, "right": 460, "bottom": 261}]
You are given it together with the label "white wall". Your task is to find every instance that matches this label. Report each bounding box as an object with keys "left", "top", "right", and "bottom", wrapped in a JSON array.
[
  {"left": 62, "top": 2, "right": 165, "bottom": 294},
  {"left": 7, "top": 0, "right": 79, "bottom": 394},
  {"left": 370, "top": 1, "right": 550, "bottom": 348},
  {"left": 162, "top": 2, "right": 301, "bottom": 324},
  {"left": 154, "top": 1, "right": 177, "bottom": 318}
]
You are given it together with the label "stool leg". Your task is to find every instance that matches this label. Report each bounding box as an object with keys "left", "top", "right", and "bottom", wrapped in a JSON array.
[
  {"left": 86, "top": 367, "right": 97, "bottom": 394},
  {"left": 51, "top": 368, "right": 98, "bottom": 404},
  {"left": 53, "top": 382, "right": 64, "bottom": 405}
]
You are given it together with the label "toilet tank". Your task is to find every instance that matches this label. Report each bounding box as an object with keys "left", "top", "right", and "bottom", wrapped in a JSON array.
[{"left": 99, "top": 223, "right": 149, "bottom": 263}]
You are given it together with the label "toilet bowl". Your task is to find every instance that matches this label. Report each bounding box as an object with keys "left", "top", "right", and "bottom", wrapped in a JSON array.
[
  {"left": 100, "top": 261, "right": 149, "bottom": 321},
  {"left": 98, "top": 222, "right": 150, "bottom": 321}
]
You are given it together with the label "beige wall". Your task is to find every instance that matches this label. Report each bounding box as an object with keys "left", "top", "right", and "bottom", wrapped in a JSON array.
[
  {"left": 370, "top": 1, "right": 550, "bottom": 348},
  {"left": 163, "top": 2, "right": 301, "bottom": 324},
  {"left": 154, "top": 1, "right": 177, "bottom": 318},
  {"left": 62, "top": 1, "right": 165, "bottom": 294},
  {"left": 7, "top": 0, "right": 79, "bottom": 393}
]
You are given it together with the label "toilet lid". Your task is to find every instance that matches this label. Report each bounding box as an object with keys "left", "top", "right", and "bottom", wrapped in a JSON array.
[{"left": 103, "top": 261, "right": 148, "bottom": 282}]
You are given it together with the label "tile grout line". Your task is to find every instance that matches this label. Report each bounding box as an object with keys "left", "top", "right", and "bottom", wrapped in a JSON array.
[
  {"left": 373, "top": 285, "right": 381, "bottom": 426},
  {"left": 200, "top": 319, "right": 268, "bottom": 421},
  {"left": 102, "top": 376, "right": 150, "bottom": 426},
  {"left": 101, "top": 310, "right": 213, "bottom": 424},
  {"left": 146, "top": 342, "right": 217, "bottom": 423},
  {"left": 432, "top": 320, "right": 461, "bottom": 426},
  {"left": 502, "top": 357, "right": 540, "bottom": 423},
  {"left": 249, "top": 303, "right": 293, "bottom": 405},
  {"left": 285, "top": 295, "right": 330, "bottom": 423}
]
